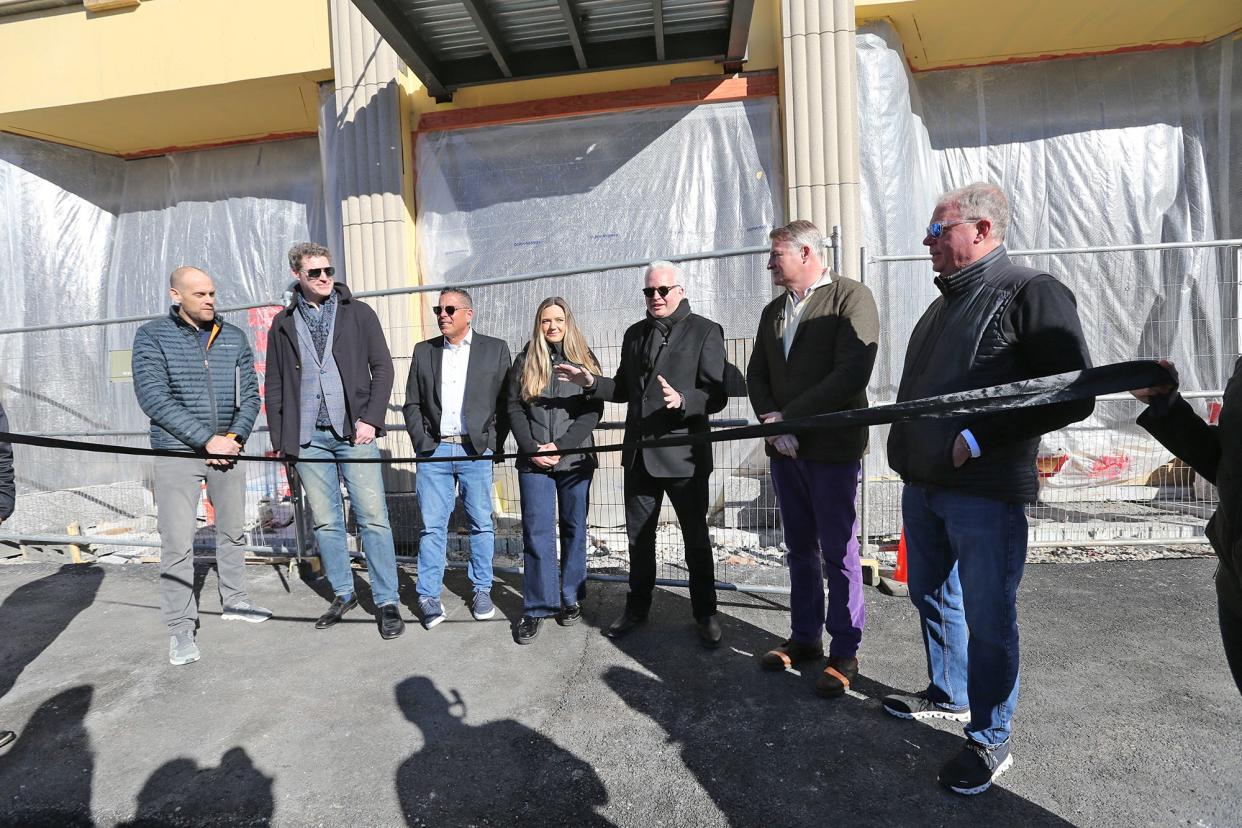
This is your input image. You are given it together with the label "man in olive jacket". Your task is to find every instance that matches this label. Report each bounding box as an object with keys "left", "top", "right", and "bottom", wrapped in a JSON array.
[
  {"left": 557, "top": 261, "right": 728, "bottom": 647},
  {"left": 747, "top": 220, "right": 878, "bottom": 699}
]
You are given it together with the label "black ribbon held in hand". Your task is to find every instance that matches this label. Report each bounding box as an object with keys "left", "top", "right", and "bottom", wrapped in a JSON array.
[{"left": 0, "top": 361, "right": 1176, "bottom": 465}]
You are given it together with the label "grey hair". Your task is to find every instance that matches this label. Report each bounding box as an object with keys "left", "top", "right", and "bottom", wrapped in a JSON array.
[
  {"left": 439, "top": 287, "right": 473, "bottom": 308},
  {"left": 768, "top": 219, "right": 824, "bottom": 255},
  {"left": 645, "top": 260, "right": 684, "bottom": 280},
  {"left": 287, "top": 242, "right": 332, "bottom": 273},
  {"left": 938, "top": 182, "right": 1010, "bottom": 243}
]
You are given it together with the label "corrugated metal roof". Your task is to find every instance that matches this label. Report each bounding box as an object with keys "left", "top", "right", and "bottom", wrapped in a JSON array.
[{"left": 352, "top": 0, "right": 755, "bottom": 100}]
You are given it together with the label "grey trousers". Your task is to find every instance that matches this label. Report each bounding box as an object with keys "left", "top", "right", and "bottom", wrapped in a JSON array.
[{"left": 154, "top": 456, "right": 249, "bottom": 634}]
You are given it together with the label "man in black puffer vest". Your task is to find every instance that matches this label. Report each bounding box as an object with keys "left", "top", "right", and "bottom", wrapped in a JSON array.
[
  {"left": 883, "top": 183, "right": 1093, "bottom": 796},
  {"left": 556, "top": 261, "right": 727, "bottom": 648}
]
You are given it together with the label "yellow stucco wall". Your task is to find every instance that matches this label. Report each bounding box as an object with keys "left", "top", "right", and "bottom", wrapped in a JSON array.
[{"left": 0, "top": 0, "right": 332, "bottom": 154}]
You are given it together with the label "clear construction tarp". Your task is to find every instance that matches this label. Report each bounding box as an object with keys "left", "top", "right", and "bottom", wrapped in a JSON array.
[
  {"left": 0, "top": 134, "right": 323, "bottom": 532},
  {"left": 415, "top": 99, "right": 785, "bottom": 524},
  {"left": 856, "top": 22, "right": 1241, "bottom": 505}
]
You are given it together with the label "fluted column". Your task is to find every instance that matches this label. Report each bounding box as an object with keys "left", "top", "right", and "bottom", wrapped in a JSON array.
[
  {"left": 325, "top": 0, "right": 410, "bottom": 314},
  {"left": 781, "top": 0, "right": 861, "bottom": 277}
]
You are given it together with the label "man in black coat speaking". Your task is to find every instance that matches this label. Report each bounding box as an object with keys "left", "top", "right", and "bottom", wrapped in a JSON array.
[{"left": 556, "top": 261, "right": 728, "bottom": 648}]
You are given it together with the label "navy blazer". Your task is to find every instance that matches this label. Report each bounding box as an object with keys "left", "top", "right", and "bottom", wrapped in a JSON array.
[{"left": 402, "top": 331, "right": 512, "bottom": 455}]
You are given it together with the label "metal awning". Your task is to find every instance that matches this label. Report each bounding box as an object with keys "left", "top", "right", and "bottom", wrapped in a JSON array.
[{"left": 351, "top": 0, "right": 756, "bottom": 101}]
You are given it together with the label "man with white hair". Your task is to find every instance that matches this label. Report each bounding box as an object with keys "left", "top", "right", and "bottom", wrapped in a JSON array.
[
  {"left": 557, "top": 262, "right": 727, "bottom": 647},
  {"left": 885, "top": 183, "right": 1093, "bottom": 794}
]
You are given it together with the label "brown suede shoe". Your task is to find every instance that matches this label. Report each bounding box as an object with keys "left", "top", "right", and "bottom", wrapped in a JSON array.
[
  {"left": 814, "top": 656, "right": 859, "bottom": 698},
  {"left": 760, "top": 639, "right": 825, "bottom": 671}
]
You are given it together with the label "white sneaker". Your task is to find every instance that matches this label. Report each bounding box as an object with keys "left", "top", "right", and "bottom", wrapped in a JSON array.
[
  {"left": 169, "top": 632, "right": 201, "bottom": 666},
  {"left": 222, "top": 601, "right": 273, "bottom": 623}
]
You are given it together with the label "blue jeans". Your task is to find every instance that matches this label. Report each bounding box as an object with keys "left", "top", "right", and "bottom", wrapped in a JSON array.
[
  {"left": 415, "top": 441, "right": 495, "bottom": 598},
  {"left": 297, "top": 430, "right": 399, "bottom": 607},
  {"left": 902, "top": 484, "right": 1027, "bottom": 747},
  {"left": 518, "top": 468, "right": 592, "bottom": 617}
]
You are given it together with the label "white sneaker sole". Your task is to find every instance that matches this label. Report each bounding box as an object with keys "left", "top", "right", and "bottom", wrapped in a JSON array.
[
  {"left": 169, "top": 651, "right": 200, "bottom": 666},
  {"left": 472, "top": 607, "right": 496, "bottom": 620},
  {"left": 422, "top": 614, "right": 445, "bottom": 629},
  {"left": 884, "top": 705, "right": 971, "bottom": 723},
  {"left": 222, "top": 613, "right": 271, "bottom": 623},
  {"left": 948, "top": 754, "right": 1013, "bottom": 795}
]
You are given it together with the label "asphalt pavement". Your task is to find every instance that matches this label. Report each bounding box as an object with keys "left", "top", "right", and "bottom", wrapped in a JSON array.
[{"left": 0, "top": 556, "right": 1236, "bottom": 827}]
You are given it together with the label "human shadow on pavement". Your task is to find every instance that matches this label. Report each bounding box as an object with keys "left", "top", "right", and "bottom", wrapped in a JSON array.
[
  {"left": 588, "top": 588, "right": 1075, "bottom": 827},
  {"left": 0, "top": 564, "right": 104, "bottom": 702},
  {"left": 394, "top": 676, "right": 615, "bottom": 827},
  {"left": 119, "top": 746, "right": 274, "bottom": 827},
  {"left": 0, "top": 685, "right": 95, "bottom": 827}
]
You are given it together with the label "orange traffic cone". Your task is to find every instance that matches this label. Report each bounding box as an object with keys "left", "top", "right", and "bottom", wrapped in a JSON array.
[
  {"left": 878, "top": 527, "right": 909, "bottom": 597},
  {"left": 893, "top": 527, "right": 908, "bottom": 583}
]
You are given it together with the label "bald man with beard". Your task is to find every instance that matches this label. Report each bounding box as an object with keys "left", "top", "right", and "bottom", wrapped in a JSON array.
[{"left": 133, "top": 266, "right": 269, "bottom": 666}]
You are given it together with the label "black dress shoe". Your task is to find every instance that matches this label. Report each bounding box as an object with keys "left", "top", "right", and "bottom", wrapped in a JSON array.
[
  {"left": 515, "top": 615, "right": 542, "bottom": 644},
  {"left": 603, "top": 611, "right": 646, "bottom": 639},
  {"left": 696, "top": 615, "right": 723, "bottom": 649},
  {"left": 315, "top": 595, "right": 358, "bottom": 629},
  {"left": 556, "top": 603, "right": 582, "bottom": 626},
  {"left": 378, "top": 603, "right": 405, "bottom": 640}
]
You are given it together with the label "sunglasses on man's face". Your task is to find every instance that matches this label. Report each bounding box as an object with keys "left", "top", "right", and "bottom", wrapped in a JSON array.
[
  {"left": 303, "top": 266, "right": 336, "bottom": 281},
  {"left": 433, "top": 305, "right": 468, "bottom": 317},
  {"left": 642, "top": 285, "right": 680, "bottom": 299},
  {"left": 925, "top": 219, "right": 979, "bottom": 239}
]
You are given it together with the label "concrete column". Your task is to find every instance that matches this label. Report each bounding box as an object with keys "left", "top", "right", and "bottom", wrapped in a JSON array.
[
  {"left": 325, "top": 0, "right": 409, "bottom": 306},
  {"left": 780, "top": 0, "right": 862, "bottom": 277}
]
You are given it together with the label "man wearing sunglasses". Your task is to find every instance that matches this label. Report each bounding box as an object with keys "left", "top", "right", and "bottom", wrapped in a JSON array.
[
  {"left": 265, "top": 242, "right": 403, "bottom": 640},
  {"left": 556, "top": 261, "right": 727, "bottom": 648},
  {"left": 885, "top": 183, "right": 1093, "bottom": 795},
  {"left": 402, "top": 288, "right": 511, "bottom": 629}
]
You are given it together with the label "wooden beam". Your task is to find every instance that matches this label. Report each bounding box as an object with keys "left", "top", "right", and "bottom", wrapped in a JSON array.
[
  {"left": 725, "top": 0, "right": 755, "bottom": 63},
  {"left": 417, "top": 73, "right": 777, "bottom": 133},
  {"left": 461, "top": 0, "right": 515, "bottom": 78},
  {"left": 557, "top": 0, "right": 588, "bottom": 69},
  {"left": 652, "top": 0, "right": 666, "bottom": 62},
  {"left": 351, "top": 0, "right": 452, "bottom": 100}
]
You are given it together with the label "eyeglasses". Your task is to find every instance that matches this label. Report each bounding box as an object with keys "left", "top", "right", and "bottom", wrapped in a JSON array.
[
  {"left": 433, "top": 305, "right": 469, "bottom": 317},
  {"left": 303, "top": 266, "right": 336, "bottom": 281},
  {"left": 642, "top": 285, "right": 680, "bottom": 299},
  {"left": 926, "top": 219, "right": 979, "bottom": 239}
]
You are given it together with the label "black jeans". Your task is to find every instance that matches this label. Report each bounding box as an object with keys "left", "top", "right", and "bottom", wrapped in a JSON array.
[
  {"left": 623, "top": 456, "right": 717, "bottom": 620},
  {"left": 1219, "top": 596, "right": 1242, "bottom": 695}
]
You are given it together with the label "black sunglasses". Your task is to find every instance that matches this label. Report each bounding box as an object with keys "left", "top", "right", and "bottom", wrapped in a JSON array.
[
  {"left": 303, "top": 266, "right": 336, "bottom": 280},
  {"left": 433, "top": 305, "right": 469, "bottom": 317},
  {"left": 642, "top": 285, "right": 680, "bottom": 299}
]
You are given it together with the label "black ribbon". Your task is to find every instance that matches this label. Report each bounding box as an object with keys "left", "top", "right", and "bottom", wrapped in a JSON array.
[{"left": 0, "top": 360, "right": 1174, "bottom": 465}]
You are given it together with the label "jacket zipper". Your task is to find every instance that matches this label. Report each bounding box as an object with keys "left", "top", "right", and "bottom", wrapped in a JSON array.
[{"left": 197, "top": 326, "right": 219, "bottom": 433}]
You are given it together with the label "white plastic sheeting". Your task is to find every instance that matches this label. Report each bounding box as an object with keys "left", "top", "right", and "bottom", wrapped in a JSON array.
[
  {"left": 415, "top": 99, "right": 784, "bottom": 524},
  {"left": 0, "top": 134, "right": 324, "bottom": 528},
  {"left": 855, "top": 22, "right": 1241, "bottom": 496}
]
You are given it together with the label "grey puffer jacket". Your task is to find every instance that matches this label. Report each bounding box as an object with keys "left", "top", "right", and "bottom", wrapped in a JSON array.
[
  {"left": 506, "top": 343, "right": 604, "bottom": 474},
  {"left": 132, "top": 308, "right": 260, "bottom": 451}
]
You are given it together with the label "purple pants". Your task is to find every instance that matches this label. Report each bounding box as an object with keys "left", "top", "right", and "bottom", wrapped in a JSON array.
[{"left": 770, "top": 456, "right": 864, "bottom": 658}]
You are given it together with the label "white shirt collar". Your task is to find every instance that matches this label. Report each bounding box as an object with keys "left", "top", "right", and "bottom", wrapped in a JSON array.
[
  {"left": 789, "top": 269, "right": 833, "bottom": 304},
  {"left": 445, "top": 328, "right": 474, "bottom": 350}
]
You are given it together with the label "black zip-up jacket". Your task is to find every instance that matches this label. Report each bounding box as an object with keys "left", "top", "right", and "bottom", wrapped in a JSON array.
[
  {"left": 0, "top": 403, "right": 13, "bottom": 521},
  {"left": 265, "top": 282, "right": 394, "bottom": 458},
  {"left": 506, "top": 343, "right": 604, "bottom": 474},
  {"left": 887, "top": 247, "right": 1094, "bottom": 503}
]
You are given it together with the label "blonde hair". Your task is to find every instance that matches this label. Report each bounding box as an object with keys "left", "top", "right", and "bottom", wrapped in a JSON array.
[{"left": 521, "top": 297, "right": 600, "bottom": 401}]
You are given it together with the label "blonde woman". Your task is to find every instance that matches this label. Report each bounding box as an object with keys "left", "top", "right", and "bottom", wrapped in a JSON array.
[{"left": 506, "top": 297, "right": 604, "bottom": 643}]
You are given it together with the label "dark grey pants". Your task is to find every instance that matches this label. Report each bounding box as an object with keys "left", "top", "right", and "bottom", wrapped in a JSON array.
[{"left": 154, "top": 456, "right": 249, "bottom": 634}]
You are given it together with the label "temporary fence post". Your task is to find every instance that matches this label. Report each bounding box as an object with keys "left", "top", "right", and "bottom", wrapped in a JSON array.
[
  {"left": 286, "top": 461, "right": 317, "bottom": 573},
  {"left": 858, "top": 246, "right": 870, "bottom": 559},
  {"left": 830, "top": 225, "right": 842, "bottom": 275}
]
